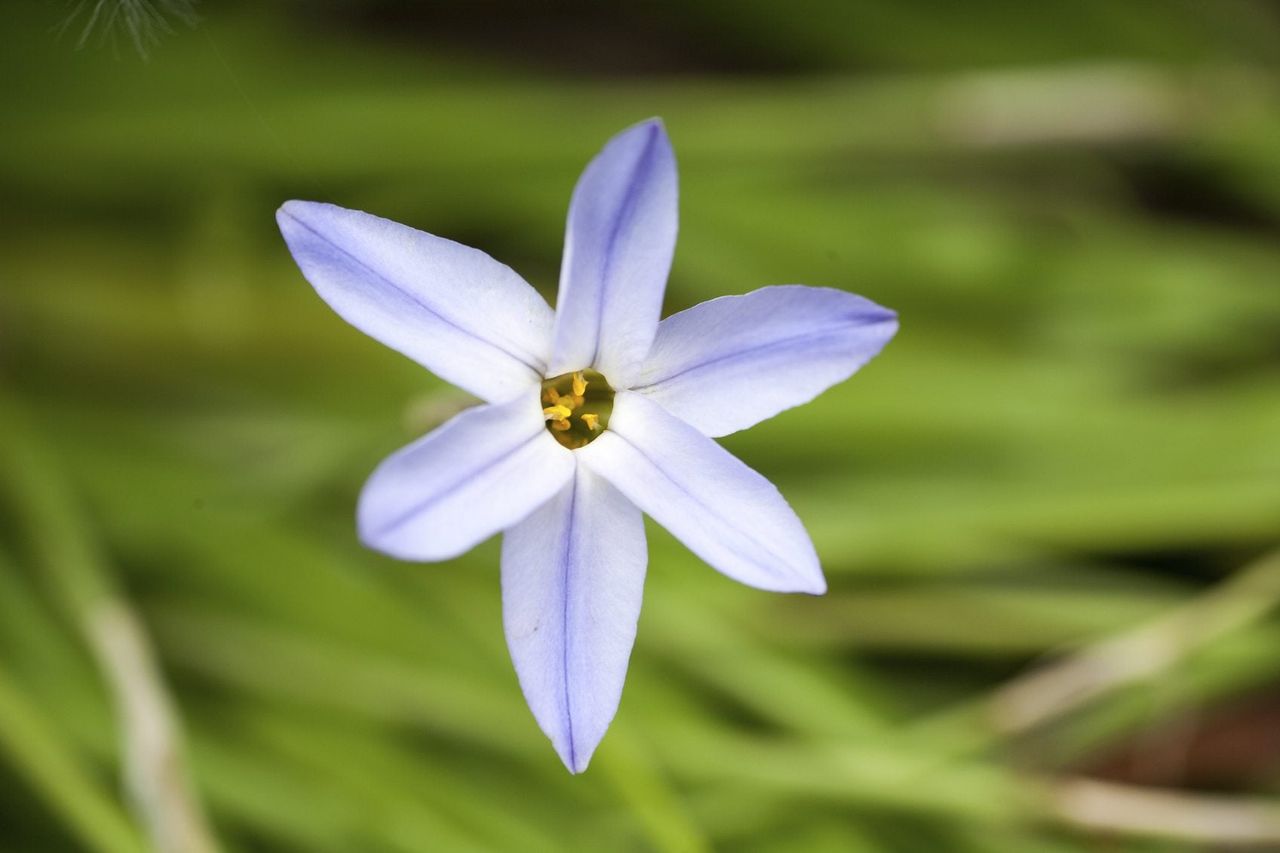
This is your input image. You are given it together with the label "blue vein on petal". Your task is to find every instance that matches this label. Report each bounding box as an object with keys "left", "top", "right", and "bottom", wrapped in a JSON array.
[
  {"left": 366, "top": 425, "right": 544, "bottom": 542},
  {"left": 606, "top": 425, "right": 803, "bottom": 587},
  {"left": 558, "top": 472, "right": 580, "bottom": 771},
  {"left": 630, "top": 314, "right": 895, "bottom": 392},
  {"left": 283, "top": 208, "right": 547, "bottom": 375},
  {"left": 588, "top": 124, "right": 661, "bottom": 369}
]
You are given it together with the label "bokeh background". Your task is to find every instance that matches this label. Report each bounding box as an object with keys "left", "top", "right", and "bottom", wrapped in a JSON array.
[{"left": 4, "top": 1, "right": 1280, "bottom": 850}]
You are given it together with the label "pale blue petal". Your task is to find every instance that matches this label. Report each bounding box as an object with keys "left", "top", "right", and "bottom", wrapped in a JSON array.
[
  {"left": 549, "top": 119, "right": 678, "bottom": 385},
  {"left": 358, "top": 390, "right": 572, "bottom": 561},
  {"left": 632, "top": 286, "right": 898, "bottom": 437},
  {"left": 579, "top": 391, "right": 824, "bottom": 594},
  {"left": 278, "top": 201, "right": 555, "bottom": 403},
  {"left": 502, "top": 464, "right": 646, "bottom": 774}
]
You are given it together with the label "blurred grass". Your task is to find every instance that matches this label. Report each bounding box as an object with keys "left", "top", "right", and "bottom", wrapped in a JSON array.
[{"left": 2, "top": 0, "right": 1280, "bottom": 850}]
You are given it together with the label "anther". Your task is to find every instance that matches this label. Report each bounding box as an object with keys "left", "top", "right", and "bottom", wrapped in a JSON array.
[{"left": 540, "top": 368, "right": 614, "bottom": 450}]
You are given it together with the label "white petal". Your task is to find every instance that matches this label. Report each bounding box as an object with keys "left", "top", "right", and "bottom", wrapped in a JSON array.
[
  {"left": 278, "top": 201, "right": 555, "bottom": 403},
  {"left": 632, "top": 286, "right": 898, "bottom": 437},
  {"left": 358, "top": 391, "right": 572, "bottom": 561},
  {"left": 502, "top": 464, "right": 646, "bottom": 773},
  {"left": 549, "top": 119, "right": 678, "bottom": 385},
  {"left": 579, "top": 392, "right": 824, "bottom": 594}
]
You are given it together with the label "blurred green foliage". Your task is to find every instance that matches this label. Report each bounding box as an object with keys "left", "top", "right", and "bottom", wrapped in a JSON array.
[{"left": 2, "top": 1, "right": 1280, "bottom": 850}]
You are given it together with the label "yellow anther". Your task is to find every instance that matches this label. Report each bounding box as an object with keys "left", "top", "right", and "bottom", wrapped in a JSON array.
[{"left": 540, "top": 368, "right": 614, "bottom": 450}]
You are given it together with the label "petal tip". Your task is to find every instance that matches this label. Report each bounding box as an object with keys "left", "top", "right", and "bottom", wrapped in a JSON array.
[
  {"left": 880, "top": 310, "right": 901, "bottom": 339},
  {"left": 786, "top": 564, "right": 828, "bottom": 596},
  {"left": 614, "top": 116, "right": 672, "bottom": 153},
  {"left": 354, "top": 510, "right": 384, "bottom": 552},
  {"left": 849, "top": 298, "right": 899, "bottom": 345},
  {"left": 354, "top": 510, "right": 403, "bottom": 560},
  {"left": 277, "top": 199, "right": 341, "bottom": 230},
  {"left": 275, "top": 203, "right": 296, "bottom": 234},
  {"left": 778, "top": 555, "right": 828, "bottom": 596},
  {"left": 555, "top": 737, "right": 597, "bottom": 775},
  {"left": 355, "top": 518, "right": 466, "bottom": 564},
  {"left": 276, "top": 198, "right": 309, "bottom": 224},
  {"left": 559, "top": 749, "right": 591, "bottom": 775},
  {"left": 275, "top": 199, "right": 324, "bottom": 240},
  {"left": 354, "top": 476, "right": 430, "bottom": 562},
  {"left": 355, "top": 487, "right": 461, "bottom": 564}
]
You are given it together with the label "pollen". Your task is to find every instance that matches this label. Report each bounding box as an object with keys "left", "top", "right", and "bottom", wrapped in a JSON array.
[{"left": 540, "top": 368, "right": 614, "bottom": 449}]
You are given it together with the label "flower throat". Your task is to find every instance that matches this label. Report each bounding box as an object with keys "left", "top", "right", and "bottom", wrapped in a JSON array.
[{"left": 541, "top": 369, "right": 614, "bottom": 449}]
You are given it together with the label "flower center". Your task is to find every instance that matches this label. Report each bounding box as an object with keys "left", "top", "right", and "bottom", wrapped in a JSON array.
[{"left": 541, "top": 369, "right": 614, "bottom": 449}]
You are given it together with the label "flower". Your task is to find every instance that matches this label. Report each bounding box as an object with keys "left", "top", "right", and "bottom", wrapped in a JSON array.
[{"left": 277, "top": 118, "right": 897, "bottom": 773}]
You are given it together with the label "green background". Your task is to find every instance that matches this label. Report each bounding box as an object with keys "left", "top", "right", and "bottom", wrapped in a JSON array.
[{"left": 3, "top": 1, "right": 1280, "bottom": 850}]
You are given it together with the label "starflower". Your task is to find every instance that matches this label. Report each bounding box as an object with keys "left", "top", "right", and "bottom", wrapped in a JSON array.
[{"left": 277, "top": 119, "right": 897, "bottom": 773}]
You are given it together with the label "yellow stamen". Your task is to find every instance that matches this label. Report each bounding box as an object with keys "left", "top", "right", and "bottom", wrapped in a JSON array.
[{"left": 539, "top": 368, "right": 614, "bottom": 450}]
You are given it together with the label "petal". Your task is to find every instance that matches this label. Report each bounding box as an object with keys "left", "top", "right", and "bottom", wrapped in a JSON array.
[
  {"left": 278, "top": 201, "right": 555, "bottom": 403},
  {"left": 631, "top": 286, "right": 898, "bottom": 437},
  {"left": 549, "top": 119, "right": 678, "bottom": 385},
  {"left": 358, "top": 390, "right": 572, "bottom": 561},
  {"left": 579, "top": 391, "right": 824, "bottom": 594},
  {"left": 502, "top": 463, "right": 646, "bottom": 774}
]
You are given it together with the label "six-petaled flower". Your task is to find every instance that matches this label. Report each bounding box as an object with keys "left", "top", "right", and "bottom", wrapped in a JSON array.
[{"left": 277, "top": 118, "right": 897, "bottom": 773}]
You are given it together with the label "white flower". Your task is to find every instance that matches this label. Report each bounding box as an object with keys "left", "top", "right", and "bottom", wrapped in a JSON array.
[{"left": 277, "top": 119, "right": 897, "bottom": 773}]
